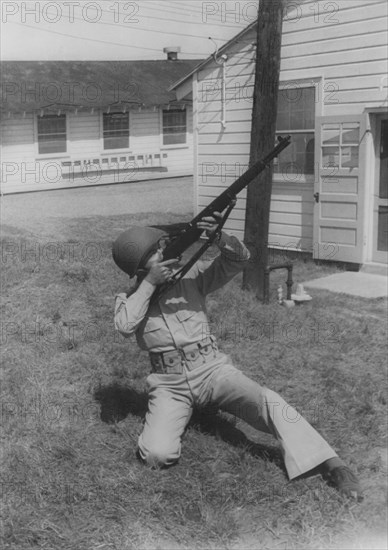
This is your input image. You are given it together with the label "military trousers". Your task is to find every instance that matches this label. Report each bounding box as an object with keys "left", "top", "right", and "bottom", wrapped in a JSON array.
[{"left": 138, "top": 351, "right": 337, "bottom": 479}]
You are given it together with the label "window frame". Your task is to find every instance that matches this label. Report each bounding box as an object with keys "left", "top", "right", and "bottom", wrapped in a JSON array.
[
  {"left": 160, "top": 107, "right": 188, "bottom": 149},
  {"left": 102, "top": 111, "right": 130, "bottom": 152},
  {"left": 273, "top": 78, "right": 322, "bottom": 184},
  {"left": 35, "top": 113, "right": 68, "bottom": 157}
]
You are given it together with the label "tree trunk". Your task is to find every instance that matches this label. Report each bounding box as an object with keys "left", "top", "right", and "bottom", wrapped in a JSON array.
[{"left": 242, "top": 0, "right": 284, "bottom": 299}]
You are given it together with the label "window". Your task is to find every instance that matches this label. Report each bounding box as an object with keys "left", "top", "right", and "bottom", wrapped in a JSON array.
[
  {"left": 103, "top": 112, "right": 129, "bottom": 150},
  {"left": 322, "top": 123, "right": 360, "bottom": 169},
  {"left": 37, "top": 114, "right": 67, "bottom": 154},
  {"left": 162, "top": 108, "right": 186, "bottom": 145},
  {"left": 274, "top": 86, "right": 315, "bottom": 177}
]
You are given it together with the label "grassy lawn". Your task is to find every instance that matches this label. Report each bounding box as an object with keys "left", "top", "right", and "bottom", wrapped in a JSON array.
[{"left": 1, "top": 209, "right": 387, "bottom": 550}]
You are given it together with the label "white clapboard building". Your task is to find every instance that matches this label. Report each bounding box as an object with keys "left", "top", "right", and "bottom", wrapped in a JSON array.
[
  {"left": 0, "top": 51, "right": 202, "bottom": 194},
  {"left": 172, "top": 0, "right": 387, "bottom": 267}
]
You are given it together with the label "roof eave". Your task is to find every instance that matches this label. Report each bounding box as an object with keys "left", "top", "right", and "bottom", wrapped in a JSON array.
[{"left": 169, "top": 20, "right": 257, "bottom": 92}]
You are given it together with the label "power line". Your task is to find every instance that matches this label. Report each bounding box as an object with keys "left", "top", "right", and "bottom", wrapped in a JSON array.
[
  {"left": 95, "top": 3, "right": 246, "bottom": 29},
  {"left": 134, "top": 0, "right": 215, "bottom": 14},
  {"left": 143, "top": 0, "right": 257, "bottom": 22},
  {"left": 37, "top": 4, "right": 230, "bottom": 41},
  {"left": 138, "top": 12, "right": 245, "bottom": 29},
  {"left": 138, "top": 1, "right": 211, "bottom": 17},
  {"left": 6, "top": 21, "right": 204, "bottom": 56}
]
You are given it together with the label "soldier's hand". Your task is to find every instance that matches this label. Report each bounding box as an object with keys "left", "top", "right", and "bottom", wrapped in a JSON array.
[
  {"left": 197, "top": 211, "right": 223, "bottom": 237},
  {"left": 145, "top": 259, "right": 178, "bottom": 286}
]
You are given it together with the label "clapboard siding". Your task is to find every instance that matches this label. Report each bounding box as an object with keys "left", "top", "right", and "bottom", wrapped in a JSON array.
[
  {"left": 323, "top": 74, "right": 388, "bottom": 90},
  {"left": 281, "top": 0, "right": 385, "bottom": 34},
  {"left": 323, "top": 88, "right": 387, "bottom": 106},
  {"left": 281, "top": 45, "right": 386, "bottom": 71},
  {"left": 1, "top": 115, "right": 35, "bottom": 148},
  {"left": 282, "top": 13, "right": 387, "bottom": 45},
  {"left": 281, "top": 60, "right": 386, "bottom": 80},
  {"left": 199, "top": 94, "right": 254, "bottom": 111},
  {"left": 130, "top": 109, "right": 160, "bottom": 151},
  {"left": 191, "top": 0, "right": 387, "bottom": 250},
  {"left": 198, "top": 180, "right": 315, "bottom": 248},
  {"left": 282, "top": 29, "right": 387, "bottom": 57},
  {"left": 199, "top": 143, "right": 251, "bottom": 156},
  {"left": 0, "top": 116, "right": 38, "bottom": 192},
  {"left": 199, "top": 134, "right": 251, "bottom": 145},
  {"left": 199, "top": 156, "right": 250, "bottom": 169},
  {"left": 198, "top": 108, "right": 253, "bottom": 127},
  {"left": 199, "top": 120, "right": 251, "bottom": 134},
  {"left": 68, "top": 111, "right": 101, "bottom": 156},
  {"left": 199, "top": 185, "right": 248, "bottom": 197}
]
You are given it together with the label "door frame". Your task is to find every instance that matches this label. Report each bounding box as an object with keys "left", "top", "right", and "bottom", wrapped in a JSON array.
[
  {"left": 371, "top": 113, "right": 388, "bottom": 264},
  {"left": 313, "top": 114, "right": 368, "bottom": 264}
]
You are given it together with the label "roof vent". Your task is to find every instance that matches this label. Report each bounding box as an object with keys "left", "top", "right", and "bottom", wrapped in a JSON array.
[{"left": 163, "top": 47, "right": 181, "bottom": 61}]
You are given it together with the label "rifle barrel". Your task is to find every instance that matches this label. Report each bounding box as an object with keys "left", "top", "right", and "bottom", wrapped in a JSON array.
[{"left": 162, "top": 135, "right": 291, "bottom": 261}]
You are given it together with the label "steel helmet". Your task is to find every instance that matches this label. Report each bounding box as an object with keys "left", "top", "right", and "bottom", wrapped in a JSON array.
[{"left": 112, "top": 226, "right": 166, "bottom": 277}]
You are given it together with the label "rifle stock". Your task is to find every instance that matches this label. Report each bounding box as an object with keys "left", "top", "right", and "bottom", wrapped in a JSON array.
[{"left": 162, "top": 135, "right": 291, "bottom": 261}]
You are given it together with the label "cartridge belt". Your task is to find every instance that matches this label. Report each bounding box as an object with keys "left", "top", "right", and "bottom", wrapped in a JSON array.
[{"left": 149, "top": 336, "right": 218, "bottom": 374}]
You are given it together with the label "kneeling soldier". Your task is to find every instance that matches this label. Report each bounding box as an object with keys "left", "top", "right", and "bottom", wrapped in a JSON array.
[{"left": 112, "top": 215, "right": 362, "bottom": 502}]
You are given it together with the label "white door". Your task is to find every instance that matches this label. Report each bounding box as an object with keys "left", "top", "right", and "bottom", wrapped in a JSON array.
[
  {"left": 372, "top": 116, "right": 388, "bottom": 264},
  {"left": 313, "top": 115, "right": 367, "bottom": 264}
]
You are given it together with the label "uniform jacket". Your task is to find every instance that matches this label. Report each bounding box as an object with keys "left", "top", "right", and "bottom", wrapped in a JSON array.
[{"left": 114, "top": 232, "right": 250, "bottom": 353}]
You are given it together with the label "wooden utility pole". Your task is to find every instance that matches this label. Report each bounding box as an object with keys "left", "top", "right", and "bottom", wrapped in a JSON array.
[{"left": 243, "top": 0, "right": 285, "bottom": 299}]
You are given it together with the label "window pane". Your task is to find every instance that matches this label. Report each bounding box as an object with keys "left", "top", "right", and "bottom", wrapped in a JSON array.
[
  {"left": 103, "top": 113, "right": 129, "bottom": 150},
  {"left": 302, "top": 87, "right": 315, "bottom": 114},
  {"left": 104, "top": 136, "right": 129, "bottom": 150},
  {"left": 163, "top": 109, "right": 186, "bottom": 145},
  {"left": 39, "top": 133, "right": 66, "bottom": 142},
  {"left": 276, "top": 86, "right": 315, "bottom": 131},
  {"left": 342, "top": 125, "right": 360, "bottom": 144},
  {"left": 104, "top": 130, "right": 129, "bottom": 138},
  {"left": 103, "top": 112, "right": 129, "bottom": 131},
  {"left": 323, "top": 125, "right": 340, "bottom": 145},
  {"left": 38, "top": 140, "right": 67, "bottom": 154},
  {"left": 163, "top": 133, "right": 186, "bottom": 145},
  {"left": 303, "top": 108, "right": 315, "bottom": 130},
  {"left": 274, "top": 132, "right": 315, "bottom": 176},
  {"left": 276, "top": 110, "right": 289, "bottom": 131},
  {"left": 341, "top": 146, "right": 359, "bottom": 168},
  {"left": 289, "top": 110, "right": 302, "bottom": 131},
  {"left": 322, "top": 146, "right": 340, "bottom": 168},
  {"left": 275, "top": 86, "right": 315, "bottom": 176},
  {"left": 38, "top": 116, "right": 66, "bottom": 134},
  {"left": 37, "top": 115, "right": 66, "bottom": 154}
]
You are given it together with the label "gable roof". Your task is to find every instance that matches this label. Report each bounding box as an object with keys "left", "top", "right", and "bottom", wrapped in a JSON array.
[
  {"left": 0, "top": 59, "right": 203, "bottom": 114},
  {"left": 170, "top": 21, "right": 256, "bottom": 92}
]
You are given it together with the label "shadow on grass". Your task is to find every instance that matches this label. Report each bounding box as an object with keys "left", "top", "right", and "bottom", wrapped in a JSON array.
[
  {"left": 94, "top": 383, "right": 149, "bottom": 423},
  {"left": 94, "top": 383, "right": 284, "bottom": 470}
]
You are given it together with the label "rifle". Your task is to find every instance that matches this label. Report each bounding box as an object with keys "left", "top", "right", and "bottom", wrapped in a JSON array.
[{"left": 154, "top": 135, "right": 291, "bottom": 297}]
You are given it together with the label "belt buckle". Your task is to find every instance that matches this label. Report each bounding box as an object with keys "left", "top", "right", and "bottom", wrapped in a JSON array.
[{"left": 150, "top": 353, "right": 164, "bottom": 373}]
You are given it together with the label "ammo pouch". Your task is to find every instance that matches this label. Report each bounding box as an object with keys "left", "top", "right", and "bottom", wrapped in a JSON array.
[{"left": 149, "top": 336, "right": 218, "bottom": 374}]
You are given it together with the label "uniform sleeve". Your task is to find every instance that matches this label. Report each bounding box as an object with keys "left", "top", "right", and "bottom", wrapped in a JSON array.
[
  {"left": 114, "top": 279, "right": 156, "bottom": 337},
  {"left": 196, "top": 231, "right": 250, "bottom": 295}
]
